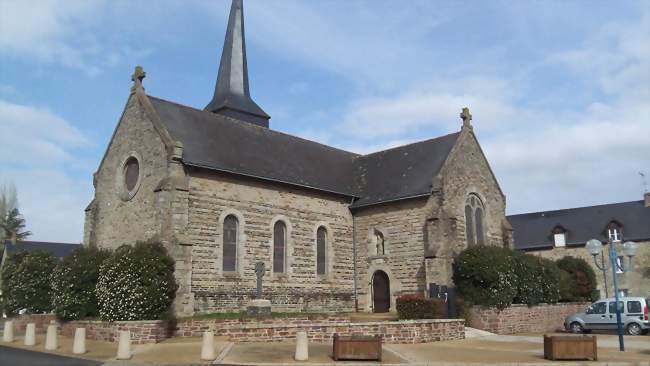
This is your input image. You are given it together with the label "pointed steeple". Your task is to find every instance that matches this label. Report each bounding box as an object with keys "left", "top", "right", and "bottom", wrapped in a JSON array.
[{"left": 205, "top": 0, "right": 270, "bottom": 128}]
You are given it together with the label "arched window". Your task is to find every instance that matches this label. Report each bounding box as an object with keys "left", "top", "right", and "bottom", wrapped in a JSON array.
[
  {"left": 316, "top": 227, "right": 327, "bottom": 275},
  {"left": 273, "top": 221, "right": 286, "bottom": 273},
  {"left": 223, "top": 215, "right": 238, "bottom": 272},
  {"left": 374, "top": 230, "right": 385, "bottom": 256},
  {"left": 465, "top": 194, "right": 485, "bottom": 246}
]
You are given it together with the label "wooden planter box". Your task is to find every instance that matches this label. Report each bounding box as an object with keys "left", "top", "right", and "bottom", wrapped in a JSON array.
[
  {"left": 332, "top": 334, "right": 382, "bottom": 361},
  {"left": 543, "top": 334, "right": 597, "bottom": 361}
]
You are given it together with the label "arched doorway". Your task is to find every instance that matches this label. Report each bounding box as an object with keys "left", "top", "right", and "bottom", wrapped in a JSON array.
[{"left": 372, "top": 270, "right": 390, "bottom": 313}]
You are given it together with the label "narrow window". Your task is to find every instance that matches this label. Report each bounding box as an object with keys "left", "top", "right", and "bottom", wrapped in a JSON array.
[
  {"left": 316, "top": 227, "right": 327, "bottom": 275},
  {"left": 465, "top": 194, "right": 485, "bottom": 247},
  {"left": 553, "top": 226, "right": 566, "bottom": 247},
  {"left": 273, "top": 221, "right": 286, "bottom": 273},
  {"left": 465, "top": 205, "right": 475, "bottom": 247},
  {"left": 475, "top": 207, "right": 484, "bottom": 246},
  {"left": 615, "top": 256, "right": 624, "bottom": 274},
  {"left": 222, "top": 215, "right": 238, "bottom": 272}
]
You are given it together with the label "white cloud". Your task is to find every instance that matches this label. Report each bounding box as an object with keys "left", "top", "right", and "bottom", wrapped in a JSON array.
[
  {"left": 0, "top": 0, "right": 153, "bottom": 75},
  {"left": 0, "top": 98, "right": 92, "bottom": 242}
]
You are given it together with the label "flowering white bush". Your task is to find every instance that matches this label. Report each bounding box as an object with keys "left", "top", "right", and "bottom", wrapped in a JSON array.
[
  {"left": 51, "top": 246, "right": 110, "bottom": 320},
  {"left": 96, "top": 240, "right": 177, "bottom": 321},
  {"left": 1, "top": 250, "right": 56, "bottom": 315}
]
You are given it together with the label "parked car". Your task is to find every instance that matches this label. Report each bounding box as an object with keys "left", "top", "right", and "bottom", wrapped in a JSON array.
[{"left": 564, "top": 297, "right": 649, "bottom": 335}]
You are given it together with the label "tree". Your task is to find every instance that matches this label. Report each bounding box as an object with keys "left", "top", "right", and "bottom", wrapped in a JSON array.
[
  {"left": 1, "top": 208, "right": 31, "bottom": 242},
  {"left": 0, "top": 183, "right": 18, "bottom": 242}
]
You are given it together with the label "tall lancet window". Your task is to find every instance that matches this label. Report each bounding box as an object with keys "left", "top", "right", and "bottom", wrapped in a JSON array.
[
  {"left": 223, "top": 215, "right": 238, "bottom": 272},
  {"left": 374, "top": 230, "right": 385, "bottom": 256},
  {"left": 273, "top": 221, "right": 287, "bottom": 273},
  {"left": 465, "top": 194, "right": 486, "bottom": 246},
  {"left": 316, "top": 227, "right": 327, "bottom": 275}
]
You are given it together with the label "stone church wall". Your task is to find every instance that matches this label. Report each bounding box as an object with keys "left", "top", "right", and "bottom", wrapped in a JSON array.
[
  {"left": 353, "top": 198, "right": 431, "bottom": 312},
  {"left": 424, "top": 131, "right": 510, "bottom": 296},
  {"left": 87, "top": 95, "right": 169, "bottom": 249},
  {"left": 186, "top": 170, "right": 355, "bottom": 313}
]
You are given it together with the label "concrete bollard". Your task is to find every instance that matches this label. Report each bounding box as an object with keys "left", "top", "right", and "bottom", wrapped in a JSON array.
[
  {"left": 45, "top": 324, "right": 58, "bottom": 350},
  {"left": 116, "top": 330, "right": 131, "bottom": 360},
  {"left": 2, "top": 321, "right": 14, "bottom": 342},
  {"left": 294, "top": 331, "right": 309, "bottom": 361},
  {"left": 24, "top": 323, "right": 36, "bottom": 346},
  {"left": 200, "top": 331, "right": 215, "bottom": 361},
  {"left": 72, "top": 328, "right": 86, "bottom": 354}
]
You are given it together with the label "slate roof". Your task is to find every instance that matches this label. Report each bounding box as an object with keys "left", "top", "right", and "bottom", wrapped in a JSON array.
[
  {"left": 351, "top": 133, "right": 460, "bottom": 208},
  {"left": 2, "top": 240, "right": 81, "bottom": 259},
  {"left": 508, "top": 200, "right": 650, "bottom": 251},
  {"left": 149, "top": 96, "right": 459, "bottom": 207}
]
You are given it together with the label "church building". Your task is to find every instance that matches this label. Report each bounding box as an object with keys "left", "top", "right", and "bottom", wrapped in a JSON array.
[{"left": 84, "top": 0, "right": 513, "bottom": 316}]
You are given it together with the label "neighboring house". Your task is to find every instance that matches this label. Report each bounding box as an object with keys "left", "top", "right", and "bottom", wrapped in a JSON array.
[
  {"left": 508, "top": 193, "right": 650, "bottom": 299},
  {"left": 0, "top": 240, "right": 82, "bottom": 299},
  {"left": 84, "top": 0, "right": 512, "bottom": 316}
]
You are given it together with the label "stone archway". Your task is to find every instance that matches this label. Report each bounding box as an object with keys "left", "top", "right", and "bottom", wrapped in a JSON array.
[{"left": 372, "top": 270, "right": 391, "bottom": 313}]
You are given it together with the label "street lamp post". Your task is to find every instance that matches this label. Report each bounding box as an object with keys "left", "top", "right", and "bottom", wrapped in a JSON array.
[{"left": 585, "top": 238, "right": 638, "bottom": 352}]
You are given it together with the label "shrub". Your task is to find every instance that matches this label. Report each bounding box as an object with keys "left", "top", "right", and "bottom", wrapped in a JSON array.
[
  {"left": 452, "top": 246, "right": 518, "bottom": 310},
  {"left": 512, "top": 252, "right": 546, "bottom": 306},
  {"left": 51, "top": 246, "right": 111, "bottom": 320},
  {"left": 96, "top": 240, "right": 178, "bottom": 321},
  {"left": 1, "top": 250, "right": 56, "bottom": 315},
  {"left": 556, "top": 256, "right": 598, "bottom": 302},
  {"left": 539, "top": 258, "right": 561, "bottom": 304},
  {"left": 396, "top": 294, "right": 444, "bottom": 319}
]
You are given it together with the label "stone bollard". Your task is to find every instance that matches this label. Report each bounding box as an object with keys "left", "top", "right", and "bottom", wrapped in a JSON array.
[
  {"left": 24, "top": 323, "right": 36, "bottom": 346},
  {"left": 45, "top": 324, "right": 58, "bottom": 350},
  {"left": 72, "top": 328, "right": 86, "bottom": 354},
  {"left": 116, "top": 330, "right": 132, "bottom": 360},
  {"left": 200, "top": 331, "right": 215, "bottom": 361},
  {"left": 2, "top": 321, "right": 14, "bottom": 342},
  {"left": 294, "top": 331, "right": 309, "bottom": 361}
]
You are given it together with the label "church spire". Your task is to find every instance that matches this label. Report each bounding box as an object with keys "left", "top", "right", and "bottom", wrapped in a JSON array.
[{"left": 205, "top": 0, "right": 270, "bottom": 128}]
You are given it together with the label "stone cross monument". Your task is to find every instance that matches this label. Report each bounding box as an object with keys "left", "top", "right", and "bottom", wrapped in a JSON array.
[{"left": 247, "top": 261, "right": 271, "bottom": 316}]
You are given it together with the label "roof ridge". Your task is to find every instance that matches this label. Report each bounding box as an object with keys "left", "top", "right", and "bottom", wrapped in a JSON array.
[
  {"left": 148, "top": 94, "right": 360, "bottom": 157},
  {"left": 507, "top": 200, "right": 644, "bottom": 217},
  {"left": 355, "top": 131, "right": 461, "bottom": 159}
]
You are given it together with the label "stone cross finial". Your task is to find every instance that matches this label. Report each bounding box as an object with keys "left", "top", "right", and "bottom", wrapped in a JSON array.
[
  {"left": 460, "top": 107, "right": 472, "bottom": 128},
  {"left": 131, "top": 65, "right": 146, "bottom": 92}
]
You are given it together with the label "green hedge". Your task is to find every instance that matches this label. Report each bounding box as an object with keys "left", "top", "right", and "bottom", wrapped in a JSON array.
[
  {"left": 96, "top": 240, "right": 178, "bottom": 321},
  {"left": 556, "top": 256, "right": 598, "bottom": 302},
  {"left": 51, "top": 246, "right": 111, "bottom": 320},
  {"left": 452, "top": 246, "right": 519, "bottom": 310},
  {"left": 1, "top": 250, "right": 56, "bottom": 316},
  {"left": 396, "top": 295, "right": 445, "bottom": 319},
  {"left": 453, "top": 246, "right": 567, "bottom": 309}
]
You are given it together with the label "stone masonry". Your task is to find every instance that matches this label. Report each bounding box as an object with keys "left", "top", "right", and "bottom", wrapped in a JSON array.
[{"left": 469, "top": 302, "right": 590, "bottom": 334}]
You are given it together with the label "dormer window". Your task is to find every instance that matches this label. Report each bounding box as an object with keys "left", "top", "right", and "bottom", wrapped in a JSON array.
[
  {"left": 607, "top": 222, "right": 622, "bottom": 242},
  {"left": 552, "top": 226, "right": 566, "bottom": 247}
]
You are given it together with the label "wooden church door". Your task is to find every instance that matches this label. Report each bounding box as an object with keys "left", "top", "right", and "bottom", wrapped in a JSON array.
[{"left": 372, "top": 270, "right": 390, "bottom": 313}]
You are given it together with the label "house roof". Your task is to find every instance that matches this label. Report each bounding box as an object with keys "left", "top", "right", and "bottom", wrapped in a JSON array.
[
  {"left": 2, "top": 240, "right": 81, "bottom": 259},
  {"left": 149, "top": 96, "right": 460, "bottom": 207},
  {"left": 508, "top": 200, "right": 650, "bottom": 250}
]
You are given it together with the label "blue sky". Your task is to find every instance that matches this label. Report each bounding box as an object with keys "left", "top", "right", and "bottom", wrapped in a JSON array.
[{"left": 1, "top": 0, "right": 649, "bottom": 243}]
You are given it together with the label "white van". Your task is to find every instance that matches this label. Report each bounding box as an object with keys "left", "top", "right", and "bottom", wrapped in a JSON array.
[{"left": 564, "top": 297, "right": 649, "bottom": 335}]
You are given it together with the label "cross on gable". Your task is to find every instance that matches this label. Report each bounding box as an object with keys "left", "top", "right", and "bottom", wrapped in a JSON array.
[
  {"left": 460, "top": 107, "right": 472, "bottom": 128},
  {"left": 131, "top": 65, "right": 146, "bottom": 91}
]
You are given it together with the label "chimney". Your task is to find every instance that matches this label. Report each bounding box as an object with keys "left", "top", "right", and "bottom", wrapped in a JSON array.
[{"left": 645, "top": 192, "right": 650, "bottom": 208}]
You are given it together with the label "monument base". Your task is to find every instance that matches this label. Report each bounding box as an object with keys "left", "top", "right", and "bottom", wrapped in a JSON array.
[{"left": 247, "top": 299, "right": 272, "bottom": 316}]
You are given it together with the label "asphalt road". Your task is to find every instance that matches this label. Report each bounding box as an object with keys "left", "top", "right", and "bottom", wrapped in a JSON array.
[{"left": 0, "top": 345, "right": 102, "bottom": 366}]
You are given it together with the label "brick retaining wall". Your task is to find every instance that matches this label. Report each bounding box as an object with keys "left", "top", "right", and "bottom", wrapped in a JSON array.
[
  {"left": 5, "top": 314, "right": 463, "bottom": 344},
  {"left": 172, "top": 315, "right": 464, "bottom": 343},
  {"left": 60, "top": 320, "right": 168, "bottom": 344},
  {"left": 469, "top": 302, "right": 590, "bottom": 334},
  {"left": 6, "top": 314, "right": 56, "bottom": 334}
]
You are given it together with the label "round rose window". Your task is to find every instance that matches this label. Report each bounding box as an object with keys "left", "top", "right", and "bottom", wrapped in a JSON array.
[{"left": 123, "top": 157, "right": 140, "bottom": 193}]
